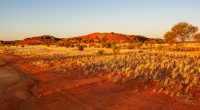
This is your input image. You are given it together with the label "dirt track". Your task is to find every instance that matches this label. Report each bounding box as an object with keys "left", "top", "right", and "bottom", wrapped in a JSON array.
[
  {"left": 0, "top": 55, "right": 200, "bottom": 110},
  {"left": 0, "top": 57, "right": 38, "bottom": 110}
]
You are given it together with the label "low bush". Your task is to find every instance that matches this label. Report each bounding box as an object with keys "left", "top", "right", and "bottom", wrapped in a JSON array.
[{"left": 77, "top": 45, "right": 84, "bottom": 51}]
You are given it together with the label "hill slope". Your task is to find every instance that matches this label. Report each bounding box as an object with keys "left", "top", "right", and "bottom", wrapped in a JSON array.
[
  {"left": 57, "top": 32, "right": 149, "bottom": 44},
  {"left": 18, "top": 35, "right": 61, "bottom": 45}
]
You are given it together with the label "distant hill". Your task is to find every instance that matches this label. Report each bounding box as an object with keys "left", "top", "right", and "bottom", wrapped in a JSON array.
[
  {"left": 5, "top": 32, "right": 162, "bottom": 46},
  {"left": 0, "top": 40, "right": 20, "bottom": 46},
  {"left": 17, "top": 35, "right": 61, "bottom": 45},
  {"left": 57, "top": 32, "right": 149, "bottom": 44}
]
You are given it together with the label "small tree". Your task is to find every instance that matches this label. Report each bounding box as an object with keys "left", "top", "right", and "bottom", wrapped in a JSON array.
[
  {"left": 194, "top": 33, "right": 200, "bottom": 42},
  {"left": 164, "top": 31, "right": 176, "bottom": 44},
  {"left": 0, "top": 40, "right": 3, "bottom": 46},
  {"left": 164, "top": 22, "right": 198, "bottom": 43}
]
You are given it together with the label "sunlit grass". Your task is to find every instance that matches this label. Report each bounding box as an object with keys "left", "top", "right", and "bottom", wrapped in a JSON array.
[{"left": 1, "top": 45, "right": 200, "bottom": 97}]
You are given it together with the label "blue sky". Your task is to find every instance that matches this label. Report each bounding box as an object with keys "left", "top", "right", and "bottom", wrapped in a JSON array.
[{"left": 0, "top": 0, "right": 200, "bottom": 40}]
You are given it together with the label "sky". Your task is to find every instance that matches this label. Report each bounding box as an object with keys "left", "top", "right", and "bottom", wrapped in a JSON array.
[{"left": 0, "top": 0, "right": 200, "bottom": 40}]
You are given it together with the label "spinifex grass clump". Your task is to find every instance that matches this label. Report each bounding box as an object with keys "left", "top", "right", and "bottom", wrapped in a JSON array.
[{"left": 77, "top": 51, "right": 200, "bottom": 97}]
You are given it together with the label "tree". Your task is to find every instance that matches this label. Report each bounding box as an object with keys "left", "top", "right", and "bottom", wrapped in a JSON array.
[
  {"left": 164, "top": 31, "right": 176, "bottom": 44},
  {"left": 0, "top": 40, "right": 3, "bottom": 46},
  {"left": 194, "top": 33, "right": 200, "bottom": 42},
  {"left": 164, "top": 22, "right": 198, "bottom": 43}
]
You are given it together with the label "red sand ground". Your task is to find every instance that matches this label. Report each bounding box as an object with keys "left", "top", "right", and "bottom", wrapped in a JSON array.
[{"left": 0, "top": 55, "right": 200, "bottom": 110}]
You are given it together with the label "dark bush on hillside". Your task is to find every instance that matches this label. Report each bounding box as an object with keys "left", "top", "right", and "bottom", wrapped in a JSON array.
[
  {"left": 58, "top": 43, "right": 64, "bottom": 47},
  {"left": 29, "top": 42, "right": 42, "bottom": 45},
  {"left": 58, "top": 42, "right": 74, "bottom": 48},
  {"left": 101, "top": 42, "right": 112, "bottom": 48},
  {"left": 1, "top": 41, "right": 18, "bottom": 46},
  {"left": 46, "top": 43, "right": 51, "bottom": 47},
  {"left": 77, "top": 45, "right": 84, "bottom": 51},
  {"left": 63, "top": 42, "right": 71, "bottom": 47}
]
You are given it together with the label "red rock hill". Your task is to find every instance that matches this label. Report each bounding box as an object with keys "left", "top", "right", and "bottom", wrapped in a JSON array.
[
  {"left": 57, "top": 32, "right": 149, "bottom": 44},
  {"left": 18, "top": 35, "right": 61, "bottom": 45}
]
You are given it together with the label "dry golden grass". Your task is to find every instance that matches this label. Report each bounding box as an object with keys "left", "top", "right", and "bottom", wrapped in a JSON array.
[{"left": 1, "top": 44, "right": 200, "bottom": 97}]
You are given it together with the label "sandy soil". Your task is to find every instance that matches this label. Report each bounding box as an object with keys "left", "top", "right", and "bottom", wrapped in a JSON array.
[
  {"left": 0, "top": 55, "right": 200, "bottom": 110},
  {"left": 0, "top": 57, "right": 38, "bottom": 110}
]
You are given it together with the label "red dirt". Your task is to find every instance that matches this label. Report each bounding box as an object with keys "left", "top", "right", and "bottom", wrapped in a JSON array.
[{"left": 1, "top": 55, "right": 200, "bottom": 110}]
